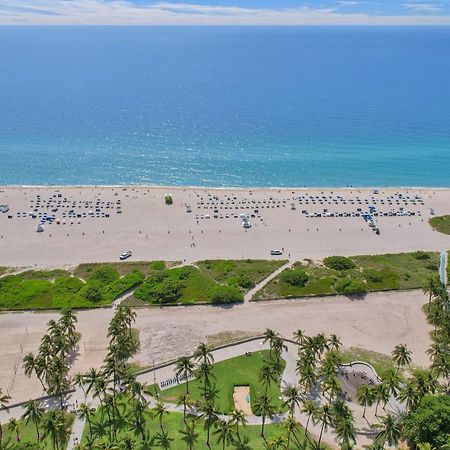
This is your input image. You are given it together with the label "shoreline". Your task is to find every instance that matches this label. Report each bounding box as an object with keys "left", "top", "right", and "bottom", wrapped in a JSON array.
[{"left": 2, "top": 184, "right": 450, "bottom": 190}]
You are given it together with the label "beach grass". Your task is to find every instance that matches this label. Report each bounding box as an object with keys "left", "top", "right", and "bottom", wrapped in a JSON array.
[
  {"left": 82, "top": 400, "right": 311, "bottom": 449},
  {"left": 429, "top": 215, "right": 450, "bottom": 235},
  {"left": 196, "top": 259, "right": 287, "bottom": 291},
  {"left": 0, "top": 412, "right": 73, "bottom": 449},
  {"left": 0, "top": 265, "right": 145, "bottom": 310},
  {"left": 151, "top": 350, "right": 286, "bottom": 415},
  {"left": 252, "top": 251, "right": 441, "bottom": 300}
]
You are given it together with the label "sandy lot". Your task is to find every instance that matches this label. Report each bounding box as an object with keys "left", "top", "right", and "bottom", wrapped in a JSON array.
[
  {"left": 0, "top": 186, "right": 449, "bottom": 268},
  {"left": 0, "top": 289, "right": 432, "bottom": 404}
]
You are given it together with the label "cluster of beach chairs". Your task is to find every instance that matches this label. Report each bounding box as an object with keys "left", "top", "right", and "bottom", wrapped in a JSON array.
[{"left": 7, "top": 193, "right": 123, "bottom": 225}]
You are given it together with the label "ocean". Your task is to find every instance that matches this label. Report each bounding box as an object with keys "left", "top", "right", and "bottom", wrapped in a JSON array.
[{"left": 0, "top": 26, "right": 449, "bottom": 187}]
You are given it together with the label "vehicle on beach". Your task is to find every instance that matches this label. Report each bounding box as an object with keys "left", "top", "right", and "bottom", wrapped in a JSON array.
[
  {"left": 270, "top": 249, "right": 283, "bottom": 255},
  {"left": 119, "top": 251, "right": 132, "bottom": 260}
]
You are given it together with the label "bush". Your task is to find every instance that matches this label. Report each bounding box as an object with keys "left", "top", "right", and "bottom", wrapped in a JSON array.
[
  {"left": 335, "top": 278, "right": 367, "bottom": 295},
  {"left": 323, "top": 256, "right": 356, "bottom": 271},
  {"left": 89, "top": 266, "right": 120, "bottom": 285},
  {"left": 149, "top": 261, "right": 166, "bottom": 271},
  {"left": 280, "top": 269, "right": 309, "bottom": 287},
  {"left": 363, "top": 268, "right": 383, "bottom": 283},
  {"left": 209, "top": 285, "right": 243, "bottom": 304},
  {"left": 403, "top": 395, "right": 450, "bottom": 448},
  {"left": 227, "top": 276, "right": 255, "bottom": 290},
  {"left": 53, "top": 277, "right": 84, "bottom": 295},
  {"left": 413, "top": 251, "right": 431, "bottom": 260},
  {"left": 84, "top": 285, "right": 103, "bottom": 302}
]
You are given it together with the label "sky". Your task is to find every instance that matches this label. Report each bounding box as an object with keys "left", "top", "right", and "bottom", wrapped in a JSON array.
[{"left": 0, "top": 0, "right": 449, "bottom": 25}]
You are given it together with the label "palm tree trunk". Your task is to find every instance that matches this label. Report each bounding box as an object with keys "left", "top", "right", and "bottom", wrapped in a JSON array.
[
  {"left": 206, "top": 424, "right": 211, "bottom": 449},
  {"left": 261, "top": 414, "right": 266, "bottom": 441},
  {"left": 35, "top": 422, "right": 41, "bottom": 442},
  {"left": 318, "top": 423, "right": 324, "bottom": 450}
]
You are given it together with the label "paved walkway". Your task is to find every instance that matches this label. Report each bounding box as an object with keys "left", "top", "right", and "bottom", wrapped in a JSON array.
[{"left": 244, "top": 260, "right": 293, "bottom": 302}]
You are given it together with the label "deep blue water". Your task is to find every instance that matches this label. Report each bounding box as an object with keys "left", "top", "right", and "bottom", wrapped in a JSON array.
[{"left": 1, "top": 26, "right": 450, "bottom": 187}]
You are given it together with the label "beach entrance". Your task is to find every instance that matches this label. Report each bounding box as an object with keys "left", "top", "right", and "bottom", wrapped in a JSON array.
[{"left": 233, "top": 386, "right": 252, "bottom": 415}]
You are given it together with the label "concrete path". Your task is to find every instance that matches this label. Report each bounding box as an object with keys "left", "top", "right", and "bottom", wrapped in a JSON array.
[{"left": 244, "top": 260, "right": 293, "bottom": 302}]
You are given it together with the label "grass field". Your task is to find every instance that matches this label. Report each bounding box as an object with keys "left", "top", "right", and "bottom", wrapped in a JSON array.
[
  {"left": 82, "top": 399, "right": 312, "bottom": 450},
  {"left": 0, "top": 412, "right": 73, "bottom": 449},
  {"left": 152, "top": 351, "right": 286, "bottom": 415},
  {"left": 253, "top": 251, "right": 441, "bottom": 300},
  {"left": 429, "top": 215, "right": 450, "bottom": 235}
]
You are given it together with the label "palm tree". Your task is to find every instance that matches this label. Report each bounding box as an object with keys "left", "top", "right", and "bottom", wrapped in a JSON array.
[
  {"left": 7, "top": 417, "right": 20, "bottom": 442},
  {"left": 23, "top": 352, "right": 46, "bottom": 391},
  {"left": 282, "top": 385, "right": 303, "bottom": 417},
  {"left": 263, "top": 329, "right": 279, "bottom": 357},
  {"left": 78, "top": 403, "right": 96, "bottom": 441},
  {"left": 194, "top": 342, "right": 214, "bottom": 365},
  {"left": 301, "top": 399, "right": 318, "bottom": 439},
  {"left": 200, "top": 401, "right": 219, "bottom": 449},
  {"left": 152, "top": 401, "right": 169, "bottom": 432},
  {"left": 259, "top": 364, "right": 277, "bottom": 395},
  {"left": 119, "top": 434, "right": 137, "bottom": 450},
  {"left": 423, "top": 275, "right": 440, "bottom": 304},
  {"left": 313, "top": 404, "right": 333, "bottom": 450},
  {"left": 266, "top": 434, "right": 288, "bottom": 449},
  {"left": 321, "top": 375, "right": 342, "bottom": 403},
  {"left": 214, "top": 419, "right": 235, "bottom": 450},
  {"left": 175, "top": 356, "right": 195, "bottom": 395},
  {"left": 155, "top": 429, "right": 173, "bottom": 449},
  {"left": 282, "top": 416, "right": 300, "bottom": 448},
  {"left": 391, "top": 344, "right": 412, "bottom": 372},
  {"left": 397, "top": 379, "right": 419, "bottom": 412},
  {"left": 180, "top": 418, "right": 199, "bottom": 450},
  {"left": 42, "top": 410, "right": 70, "bottom": 450},
  {"left": 374, "top": 383, "right": 390, "bottom": 416},
  {"left": 176, "top": 393, "right": 192, "bottom": 425},
  {"left": 328, "top": 334, "right": 342, "bottom": 352},
  {"left": 230, "top": 409, "right": 247, "bottom": 444},
  {"left": 0, "top": 388, "right": 11, "bottom": 448},
  {"left": 356, "top": 384, "right": 375, "bottom": 422},
  {"left": 22, "top": 399, "right": 45, "bottom": 442},
  {"left": 293, "top": 329, "right": 306, "bottom": 345},
  {"left": 334, "top": 416, "right": 357, "bottom": 449},
  {"left": 374, "top": 414, "right": 402, "bottom": 448},
  {"left": 73, "top": 373, "right": 87, "bottom": 400},
  {"left": 253, "top": 394, "right": 275, "bottom": 441}
]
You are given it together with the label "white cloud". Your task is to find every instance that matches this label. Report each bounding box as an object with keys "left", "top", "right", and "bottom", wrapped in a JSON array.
[
  {"left": 0, "top": 0, "right": 449, "bottom": 25},
  {"left": 402, "top": 2, "right": 442, "bottom": 12}
]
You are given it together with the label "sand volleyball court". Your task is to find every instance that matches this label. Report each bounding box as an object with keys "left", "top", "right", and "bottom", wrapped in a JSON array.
[{"left": 233, "top": 386, "right": 252, "bottom": 415}]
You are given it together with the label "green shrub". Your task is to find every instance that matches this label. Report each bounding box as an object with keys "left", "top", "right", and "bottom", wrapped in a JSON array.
[
  {"left": 403, "top": 395, "right": 450, "bottom": 448},
  {"left": 149, "top": 261, "right": 166, "bottom": 271},
  {"left": 426, "top": 263, "right": 439, "bottom": 271},
  {"left": 209, "top": 285, "right": 243, "bottom": 304},
  {"left": 227, "top": 276, "right": 255, "bottom": 290},
  {"left": 165, "top": 194, "right": 173, "bottom": 205},
  {"left": 53, "top": 277, "right": 84, "bottom": 295},
  {"left": 84, "top": 285, "right": 102, "bottom": 302},
  {"left": 323, "top": 256, "right": 356, "bottom": 271},
  {"left": 280, "top": 269, "right": 309, "bottom": 287},
  {"left": 413, "top": 251, "right": 431, "bottom": 260},
  {"left": 89, "top": 266, "right": 120, "bottom": 285},
  {"left": 363, "top": 268, "right": 383, "bottom": 283},
  {"left": 335, "top": 278, "right": 367, "bottom": 295}
]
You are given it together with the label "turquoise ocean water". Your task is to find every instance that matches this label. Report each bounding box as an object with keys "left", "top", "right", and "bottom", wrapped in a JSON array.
[{"left": 0, "top": 26, "right": 449, "bottom": 187}]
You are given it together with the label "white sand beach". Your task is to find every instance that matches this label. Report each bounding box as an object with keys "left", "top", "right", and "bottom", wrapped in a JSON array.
[{"left": 0, "top": 186, "right": 449, "bottom": 268}]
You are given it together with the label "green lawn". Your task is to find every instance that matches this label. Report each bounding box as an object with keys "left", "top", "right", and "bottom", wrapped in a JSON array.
[
  {"left": 429, "top": 215, "right": 450, "bottom": 235},
  {"left": 82, "top": 398, "right": 313, "bottom": 450},
  {"left": 153, "top": 351, "right": 286, "bottom": 415},
  {"left": 0, "top": 412, "right": 73, "bottom": 449},
  {"left": 253, "top": 251, "right": 441, "bottom": 300}
]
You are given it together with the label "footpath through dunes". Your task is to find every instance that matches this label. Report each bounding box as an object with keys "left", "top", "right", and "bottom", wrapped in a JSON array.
[
  {"left": 0, "top": 289, "right": 432, "bottom": 405},
  {"left": 1, "top": 186, "right": 450, "bottom": 267}
]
